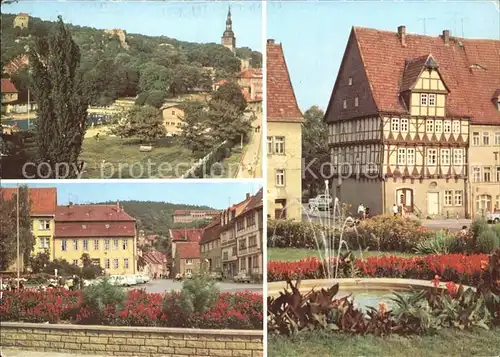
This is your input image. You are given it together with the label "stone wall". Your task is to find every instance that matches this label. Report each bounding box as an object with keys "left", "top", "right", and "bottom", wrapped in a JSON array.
[{"left": 0, "top": 322, "right": 263, "bottom": 357}]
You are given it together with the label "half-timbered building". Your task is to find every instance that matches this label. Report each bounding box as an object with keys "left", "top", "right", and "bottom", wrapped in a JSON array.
[{"left": 324, "top": 26, "right": 500, "bottom": 218}]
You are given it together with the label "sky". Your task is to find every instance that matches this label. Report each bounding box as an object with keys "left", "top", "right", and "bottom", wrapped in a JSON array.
[
  {"left": 268, "top": 0, "right": 500, "bottom": 111},
  {"left": 0, "top": 182, "right": 262, "bottom": 209},
  {"left": 3, "top": 0, "right": 262, "bottom": 51}
]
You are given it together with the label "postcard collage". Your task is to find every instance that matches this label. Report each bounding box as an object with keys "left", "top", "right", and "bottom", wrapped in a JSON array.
[{"left": 0, "top": 0, "right": 499, "bottom": 356}]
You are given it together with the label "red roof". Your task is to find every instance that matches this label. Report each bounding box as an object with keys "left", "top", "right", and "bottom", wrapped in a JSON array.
[
  {"left": 56, "top": 204, "right": 135, "bottom": 222},
  {"left": 241, "top": 188, "right": 263, "bottom": 214},
  {"left": 1, "top": 79, "right": 18, "bottom": 94},
  {"left": 3, "top": 55, "right": 29, "bottom": 76},
  {"left": 326, "top": 27, "right": 500, "bottom": 125},
  {"left": 1, "top": 188, "right": 57, "bottom": 216},
  {"left": 143, "top": 251, "right": 168, "bottom": 265},
  {"left": 200, "top": 216, "right": 221, "bottom": 244},
  {"left": 176, "top": 242, "right": 200, "bottom": 259},
  {"left": 169, "top": 228, "right": 204, "bottom": 243},
  {"left": 55, "top": 222, "right": 135, "bottom": 238},
  {"left": 18, "top": 13, "right": 29, "bottom": 17},
  {"left": 215, "top": 80, "right": 229, "bottom": 86},
  {"left": 239, "top": 69, "right": 262, "bottom": 79},
  {"left": 266, "top": 40, "right": 303, "bottom": 122}
]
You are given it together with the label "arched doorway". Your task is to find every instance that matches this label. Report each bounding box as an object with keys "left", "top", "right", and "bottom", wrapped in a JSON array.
[
  {"left": 396, "top": 188, "right": 414, "bottom": 213},
  {"left": 476, "top": 194, "right": 492, "bottom": 214}
]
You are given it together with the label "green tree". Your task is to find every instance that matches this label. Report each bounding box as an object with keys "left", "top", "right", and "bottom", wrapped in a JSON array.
[
  {"left": 302, "top": 106, "right": 330, "bottom": 197},
  {"left": 207, "top": 99, "right": 251, "bottom": 144},
  {"left": 28, "top": 251, "right": 51, "bottom": 274},
  {"left": 211, "top": 82, "right": 247, "bottom": 113},
  {"left": 29, "top": 16, "right": 89, "bottom": 178},
  {"left": 111, "top": 105, "right": 165, "bottom": 143},
  {"left": 17, "top": 185, "right": 35, "bottom": 265},
  {"left": 144, "top": 90, "right": 167, "bottom": 108},
  {"left": 0, "top": 195, "right": 16, "bottom": 271},
  {"left": 139, "top": 63, "right": 172, "bottom": 93},
  {"left": 179, "top": 101, "right": 214, "bottom": 156}
]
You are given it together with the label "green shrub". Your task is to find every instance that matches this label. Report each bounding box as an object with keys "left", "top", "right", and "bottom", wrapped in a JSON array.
[
  {"left": 267, "top": 219, "right": 335, "bottom": 250},
  {"left": 414, "top": 231, "right": 460, "bottom": 255},
  {"left": 179, "top": 274, "right": 219, "bottom": 314},
  {"left": 477, "top": 229, "right": 500, "bottom": 253},
  {"left": 471, "top": 219, "right": 490, "bottom": 239},
  {"left": 82, "top": 278, "right": 125, "bottom": 312},
  {"left": 491, "top": 224, "right": 500, "bottom": 240}
]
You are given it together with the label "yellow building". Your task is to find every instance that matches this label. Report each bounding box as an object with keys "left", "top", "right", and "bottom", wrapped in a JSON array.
[
  {"left": 13, "top": 13, "right": 29, "bottom": 29},
  {"left": 266, "top": 39, "right": 304, "bottom": 221},
  {"left": 54, "top": 202, "right": 137, "bottom": 275},
  {"left": 323, "top": 26, "right": 500, "bottom": 218},
  {"left": 161, "top": 103, "right": 185, "bottom": 134}
]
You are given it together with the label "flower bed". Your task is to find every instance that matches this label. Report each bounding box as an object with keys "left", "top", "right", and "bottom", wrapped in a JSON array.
[
  {"left": 267, "top": 253, "right": 489, "bottom": 285},
  {"left": 0, "top": 288, "right": 263, "bottom": 330}
]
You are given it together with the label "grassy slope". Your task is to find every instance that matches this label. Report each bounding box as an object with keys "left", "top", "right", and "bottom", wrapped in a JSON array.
[
  {"left": 268, "top": 248, "right": 419, "bottom": 262},
  {"left": 268, "top": 329, "right": 500, "bottom": 357}
]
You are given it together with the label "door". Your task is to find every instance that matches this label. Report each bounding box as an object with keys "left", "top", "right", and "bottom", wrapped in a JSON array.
[
  {"left": 427, "top": 192, "right": 439, "bottom": 215},
  {"left": 396, "top": 188, "right": 414, "bottom": 213},
  {"left": 274, "top": 199, "right": 287, "bottom": 219}
]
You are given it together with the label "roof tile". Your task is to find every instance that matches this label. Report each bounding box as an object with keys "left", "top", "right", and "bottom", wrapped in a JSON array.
[
  {"left": 2, "top": 187, "right": 57, "bottom": 216},
  {"left": 176, "top": 242, "right": 200, "bottom": 259}
]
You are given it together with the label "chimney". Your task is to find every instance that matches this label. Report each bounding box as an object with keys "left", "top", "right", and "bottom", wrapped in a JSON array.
[
  {"left": 397, "top": 25, "right": 407, "bottom": 47},
  {"left": 68, "top": 201, "right": 73, "bottom": 208},
  {"left": 246, "top": 193, "right": 250, "bottom": 200},
  {"left": 116, "top": 200, "right": 120, "bottom": 212},
  {"left": 442, "top": 30, "right": 450, "bottom": 46},
  {"left": 267, "top": 39, "right": 275, "bottom": 45}
]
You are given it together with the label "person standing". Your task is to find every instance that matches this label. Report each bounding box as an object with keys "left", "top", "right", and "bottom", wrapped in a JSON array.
[
  {"left": 392, "top": 204, "right": 399, "bottom": 217},
  {"left": 357, "top": 203, "right": 365, "bottom": 219}
]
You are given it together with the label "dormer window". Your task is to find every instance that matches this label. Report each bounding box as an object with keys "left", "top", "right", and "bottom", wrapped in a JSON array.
[{"left": 348, "top": 77, "right": 353, "bottom": 86}]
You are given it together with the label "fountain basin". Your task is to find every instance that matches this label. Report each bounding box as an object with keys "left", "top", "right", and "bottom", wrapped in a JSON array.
[{"left": 268, "top": 278, "right": 471, "bottom": 310}]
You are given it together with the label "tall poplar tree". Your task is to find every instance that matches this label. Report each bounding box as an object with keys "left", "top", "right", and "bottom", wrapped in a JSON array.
[{"left": 29, "top": 16, "right": 89, "bottom": 178}]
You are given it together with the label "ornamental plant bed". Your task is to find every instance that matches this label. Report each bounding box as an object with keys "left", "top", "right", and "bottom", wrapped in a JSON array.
[
  {"left": 0, "top": 288, "right": 263, "bottom": 330},
  {"left": 268, "top": 253, "right": 489, "bottom": 285}
]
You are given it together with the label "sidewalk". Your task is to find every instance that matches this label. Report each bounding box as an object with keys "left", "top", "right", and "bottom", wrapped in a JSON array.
[
  {"left": 1, "top": 349, "right": 106, "bottom": 357},
  {"left": 237, "top": 116, "right": 262, "bottom": 178}
]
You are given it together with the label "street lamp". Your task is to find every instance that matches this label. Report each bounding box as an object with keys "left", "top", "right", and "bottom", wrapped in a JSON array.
[{"left": 16, "top": 185, "right": 20, "bottom": 289}]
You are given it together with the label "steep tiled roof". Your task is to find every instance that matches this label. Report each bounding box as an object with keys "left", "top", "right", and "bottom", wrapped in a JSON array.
[
  {"left": 176, "top": 242, "right": 200, "bottom": 259},
  {"left": 1, "top": 188, "right": 57, "bottom": 216},
  {"left": 143, "top": 251, "right": 168, "bottom": 265},
  {"left": 169, "top": 228, "right": 204, "bottom": 243},
  {"left": 56, "top": 204, "right": 135, "bottom": 222},
  {"left": 241, "top": 188, "right": 263, "bottom": 214},
  {"left": 266, "top": 39, "right": 303, "bottom": 122},
  {"left": 200, "top": 216, "right": 221, "bottom": 244},
  {"left": 55, "top": 222, "right": 135, "bottom": 238},
  {"left": 1, "top": 79, "right": 18, "bottom": 93},
  {"left": 335, "top": 27, "right": 500, "bottom": 125}
]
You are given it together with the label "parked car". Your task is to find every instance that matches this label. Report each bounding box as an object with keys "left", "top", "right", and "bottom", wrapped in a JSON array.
[
  {"left": 486, "top": 211, "right": 500, "bottom": 224},
  {"left": 133, "top": 275, "right": 146, "bottom": 284},
  {"left": 233, "top": 272, "right": 251, "bottom": 283},
  {"left": 123, "top": 275, "right": 137, "bottom": 287},
  {"left": 175, "top": 273, "right": 183, "bottom": 281},
  {"left": 308, "top": 194, "right": 333, "bottom": 211},
  {"left": 209, "top": 272, "right": 223, "bottom": 281},
  {"left": 142, "top": 275, "right": 150, "bottom": 283}
]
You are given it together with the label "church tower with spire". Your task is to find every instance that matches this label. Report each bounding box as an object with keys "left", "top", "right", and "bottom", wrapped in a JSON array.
[{"left": 221, "top": 6, "right": 236, "bottom": 54}]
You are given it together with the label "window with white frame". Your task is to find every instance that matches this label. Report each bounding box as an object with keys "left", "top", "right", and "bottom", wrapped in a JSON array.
[
  {"left": 105, "top": 259, "right": 110, "bottom": 269},
  {"left": 124, "top": 258, "right": 129, "bottom": 269},
  {"left": 72, "top": 259, "right": 79, "bottom": 266},
  {"left": 426, "top": 120, "right": 434, "bottom": 133},
  {"left": 276, "top": 169, "right": 285, "bottom": 186},
  {"left": 94, "top": 239, "right": 99, "bottom": 251},
  {"left": 400, "top": 118, "right": 409, "bottom": 132},
  {"left": 39, "top": 237, "right": 50, "bottom": 249},
  {"left": 83, "top": 239, "right": 88, "bottom": 251},
  {"left": 355, "top": 97, "right": 359, "bottom": 107},
  {"left": 420, "top": 93, "right": 428, "bottom": 106},
  {"left": 444, "top": 190, "right": 453, "bottom": 206},
  {"left": 472, "top": 132, "right": 480, "bottom": 146},
  {"left": 113, "top": 239, "right": 119, "bottom": 251},
  {"left": 104, "top": 239, "right": 110, "bottom": 251},
  {"left": 472, "top": 167, "right": 481, "bottom": 182},
  {"left": 435, "top": 120, "right": 442, "bottom": 133},
  {"left": 72, "top": 240, "right": 78, "bottom": 251},
  {"left": 428, "top": 93, "right": 436, "bottom": 106},
  {"left": 391, "top": 118, "right": 399, "bottom": 132},
  {"left": 483, "top": 132, "right": 490, "bottom": 145},
  {"left": 61, "top": 239, "right": 67, "bottom": 252},
  {"left": 406, "top": 148, "right": 415, "bottom": 165},
  {"left": 343, "top": 99, "right": 347, "bottom": 109},
  {"left": 185, "top": 259, "right": 193, "bottom": 265},
  {"left": 452, "top": 120, "right": 461, "bottom": 134},
  {"left": 274, "top": 136, "right": 285, "bottom": 154},
  {"left": 484, "top": 166, "right": 491, "bottom": 182},
  {"left": 267, "top": 137, "right": 272, "bottom": 154},
  {"left": 397, "top": 148, "right": 406, "bottom": 165},
  {"left": 122, "top": 239, "right": 128, "bottom": 250},
  {"left": 39, "top": 220, "right": 50, "bottom": 230},
  {"left": 441, "top": 148, "right": 450, "bottom": 165},
  {"left": 443, "top": 120, "right": 452, "bottom": 133},
  {"left": 453, "top": 149, "right": 463, "bottom": 165},
  {"left": 427, "top": 148, "right": 437, "bottom": 165},
  {"left": 495, "top": 132, "right": 500, "bottom": 146},
  {"left": 454, "top": 190, "right": 463, "bottom": 206},
  {"left": 113, "top": 259, "right": 119, "bottom": 269}
]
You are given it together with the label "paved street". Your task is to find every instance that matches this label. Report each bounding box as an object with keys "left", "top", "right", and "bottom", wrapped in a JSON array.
[
  {"left": 237, "top": 115, "right": 262, "bottom": 178},
  {"left": 128, "top": 279, "right": 262, "bottom": 293},
  {"left": 301, "top": 203, "right": 474, "bottom": 231}
]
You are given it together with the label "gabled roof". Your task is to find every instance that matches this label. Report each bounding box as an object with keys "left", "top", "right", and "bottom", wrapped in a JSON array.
[
  {"left": 346, "top": 26, "right": 500, "bottom": 125},
  {"left": 1, "top": 79, "right": 18, "bottom": 94},
  {"left": 241, "top": 188, "right": 263, "bottom": 214},
  {"left": 200, "top": 216, "right": 221, "bottom": 244},
  {"left": 400, "top": 54, "right": 449, "bottom": 92},
  {"left": 169, "top": 228, "right": 204, "bottom": 243},
  {"left": 56, "top": 204, "right": 135, "bottom": 222},
  {"left": 176, "top": 242, "right": 200, "bottom": 259},
  {"left": 266, "top": 40, "right": 303, "bottom": 122},
  {"left": 1, "top": 187, "right": 57, "bottom": 216},
  {"left": 55, "top": 222, "right": 135, "bottom": 238},
  {"left": 143, "top": 251, "right": 168, "bottom": 265}
]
